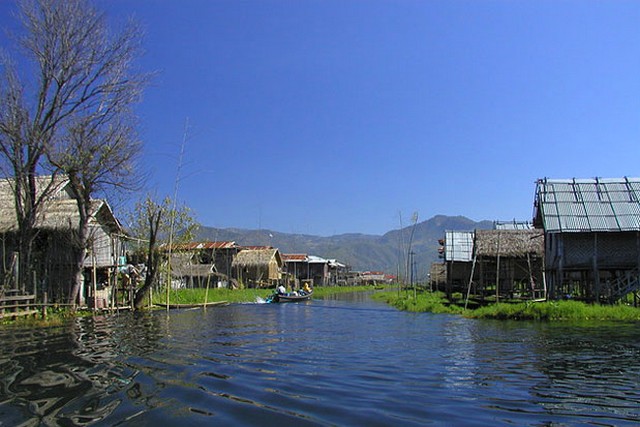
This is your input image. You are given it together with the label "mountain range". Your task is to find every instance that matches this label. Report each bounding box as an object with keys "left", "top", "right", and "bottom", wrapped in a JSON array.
[{"left": 197, "top": 215, "right": 494, "bottom": 280}]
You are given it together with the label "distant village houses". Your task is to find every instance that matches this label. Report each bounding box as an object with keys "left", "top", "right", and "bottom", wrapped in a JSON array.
[{"left": 165, "top": 243, "right": 357, "bottom": 290}]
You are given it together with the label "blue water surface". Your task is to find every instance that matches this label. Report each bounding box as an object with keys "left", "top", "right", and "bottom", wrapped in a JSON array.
[{"left": 0, "top": 292, "right": 639, "bottom": 426}]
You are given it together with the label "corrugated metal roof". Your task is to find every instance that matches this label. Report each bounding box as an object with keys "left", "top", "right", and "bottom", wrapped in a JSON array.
[
  {"left": 494, "top": 220, "right": 533, "bottom": 230},
  {"left": 307, "top": 255, "right": 328, "bottom": 264},
  {"left": 535, "top": 177, "right": 640, "bottom": 232},
  {"left": 282, "top": 254, "right": 308, "bottom": 262},
  {"left": 444, "top": 230, "right": 474, "bottom": 262},
  {"left": 167, "top": 241, "right": 237, "bottom": 251}
]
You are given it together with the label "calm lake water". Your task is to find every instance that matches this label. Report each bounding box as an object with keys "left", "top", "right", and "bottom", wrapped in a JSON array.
[{"left": 1, "top": 292, "right": 639, "bottom": 426}]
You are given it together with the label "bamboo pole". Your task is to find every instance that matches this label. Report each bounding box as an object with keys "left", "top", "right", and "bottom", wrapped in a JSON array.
[
  {"left": 92, "top": 251, "right": 97, "bottom": 311},
  {"left": 496, "top": 231, "right": 501, "bottom": 303},
  {"left": 464, "top": 255, "right": 478, "bottom": 310},
  {"left": 204, "top": 273, "right": 211, "bottom": 310},
  {"left": 166, "top": 118, "right": 189, "bottom": 312}
]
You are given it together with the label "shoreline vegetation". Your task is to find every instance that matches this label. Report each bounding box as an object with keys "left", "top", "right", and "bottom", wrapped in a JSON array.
[
  {"left": 4, "top": 285, "right": 640, "bottom": 327},
  {"left": 1, "top": 286, "right": 374, "bottom": 327},
  {"left": 372, "top": 289, "right": 640, "bottom": 322}
]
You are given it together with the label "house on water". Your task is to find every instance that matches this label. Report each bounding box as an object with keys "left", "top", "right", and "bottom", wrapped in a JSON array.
[
  {"left": 437, "top": 222, "right": 545, "bottom": 301},
  {"left": 440, "top": 230, "right": 474, "bottom": 296},
  {"left": 0, "top": 175, "right": 126, "bottom": 304},
  {"left": 165, "top": 241, "right": 239, "bottom": 288},
  {"left": 533, "top": 177, "right": 640, "bottom": 302},
  {"left": 232, "top": 247, "right": 283, "bottom": 288},
  {"left": 471, "top": 228, "right": 545, "bottom": 301}
]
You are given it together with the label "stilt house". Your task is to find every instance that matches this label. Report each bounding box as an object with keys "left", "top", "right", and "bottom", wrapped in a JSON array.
[
  {"left": 533, "top": 177, "right": 640, "bottom": 302},
  {"left": 232, "top": 248, "right": 283, "bottom": 288},
  {"left": 439, "top": 223, "right": 545, "bottom": 301},
  {"left": 0, "top": 175, "right": 126, "bottom": 303},
  {"left": 308, "top": 255, "right": 329, "bottom": 286},
  {"left": 327, "top": 259, "right": 349, "bottom": 286},
  {"left": 442, "top": 230, "right": 474, "bottom": 295},
  {"left": 471, "top": 229, "right": 545, "bottom": 300},
  {"left": 282, "top": 254, "right": 308, "bottom": 287},
  {"left": 166, "top": 241, "right": 239, "bottom": 288}
]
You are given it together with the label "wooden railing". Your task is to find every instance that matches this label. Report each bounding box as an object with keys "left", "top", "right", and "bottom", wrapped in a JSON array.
[{"left": 0, "top": 290, "right": 38, "bottom": 319}]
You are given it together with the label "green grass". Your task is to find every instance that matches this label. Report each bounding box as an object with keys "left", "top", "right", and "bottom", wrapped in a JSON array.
[
  {"left": 468, "top": 300, "right": 640, "bottom": 321},
  {"left": 374, "top": 289, "right": 640, "bottom": 321},
  {"left": 0, "top": 306, "right": 88, "bottom": 327},
  {"left": 372, "top": 290, "right": 465, "bottom": 315}
]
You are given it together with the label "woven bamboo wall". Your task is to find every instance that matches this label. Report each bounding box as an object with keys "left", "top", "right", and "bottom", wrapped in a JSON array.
[{"left": 561, "top": 232, "right": 639, "bottom": 268}]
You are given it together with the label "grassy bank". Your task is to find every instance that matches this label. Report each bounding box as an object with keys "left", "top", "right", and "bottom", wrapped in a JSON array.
[
  {"left": 0, "top": 306, "right": 90, "bottom": 327},
  {"left": 372, "top": 290, "right": 465, "bottom": 315},
  {"left": 1, "top": 286, "right": 377, "bottom": 326},
  {"left": 469, "top": 300, "right": 640, "bottom": 321},
  {"left": 373, "top": 290, "right": 640, "bottom": 321}
]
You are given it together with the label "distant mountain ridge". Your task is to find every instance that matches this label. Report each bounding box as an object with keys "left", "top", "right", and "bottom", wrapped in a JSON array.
[{"left": 196, "top": 215, "right": 494, "bottom": 279}]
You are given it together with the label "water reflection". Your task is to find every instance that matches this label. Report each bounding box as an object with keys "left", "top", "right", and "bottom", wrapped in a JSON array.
[
  {"left": 531, "top": 324, "right": 640, "bottom": 424},
  {"left": 0, "top": 312, "right": 164, "bottom": 426},
  {"left": 0, "top": 299, "right": 639, "bottom": 426}
]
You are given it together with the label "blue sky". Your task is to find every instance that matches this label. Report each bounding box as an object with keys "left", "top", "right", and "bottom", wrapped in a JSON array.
[{"left": 2, "top": 0, "right": 640, "bottom": 236}]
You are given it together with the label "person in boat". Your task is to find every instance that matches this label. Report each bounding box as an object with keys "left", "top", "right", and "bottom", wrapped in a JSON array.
[
  {"left": 277, "top": 285, "right": 286, "bottom": 295},
  {"left": 303, "top": 283, "right": 311, "bottom": 293}
]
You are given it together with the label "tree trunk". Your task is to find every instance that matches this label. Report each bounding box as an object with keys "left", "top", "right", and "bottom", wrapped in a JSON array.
[
  {"left": 134, "top": 248, "right": 159, "bottom": 309},
  {"left": 68, "top": 190, "right": 91, "bottom": 306},
  {"left": 133, "top": 212, "right": 160, "bottom": 310},
  {"left": 17, "top": 228, "right": 34, "bottom": 293}
]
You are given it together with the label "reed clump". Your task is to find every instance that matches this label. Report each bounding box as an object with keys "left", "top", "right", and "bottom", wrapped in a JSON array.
[{"left": 372, "top": 291, "right": 464, "bottom": 315}]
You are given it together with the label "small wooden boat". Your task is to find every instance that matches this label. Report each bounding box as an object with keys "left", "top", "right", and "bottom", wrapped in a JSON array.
[{"left": 267, "top": 291, "right": 313, "bottom": 303}]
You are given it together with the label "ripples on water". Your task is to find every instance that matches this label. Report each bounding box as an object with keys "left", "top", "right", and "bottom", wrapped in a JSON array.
[{"left": 0, "top": 295, "right": 639, "bottom": 426}]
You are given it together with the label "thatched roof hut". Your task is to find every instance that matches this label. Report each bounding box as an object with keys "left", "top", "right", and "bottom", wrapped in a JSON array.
[
  {"left": 0, "top": 176, "right": 122, "bottom": 234},
  {"left": 232, "top": 248, "right": 281, "bottom": 268},
  {"left": 474, "top": 229, "right": 544, "bottom": 258},
  {"left": 232, "top": 248, "right": 282, "bottom": 285}
]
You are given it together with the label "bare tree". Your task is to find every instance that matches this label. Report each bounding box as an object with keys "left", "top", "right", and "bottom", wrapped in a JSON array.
[
  {"left": 50, "top": 118, "right": 144, "bottom": 304},
  {"left": 128, "top": 195, "right": 198, "bottom": 310},
  {"left": 0, "top": 0, "right": 147, "bottom": 302}
]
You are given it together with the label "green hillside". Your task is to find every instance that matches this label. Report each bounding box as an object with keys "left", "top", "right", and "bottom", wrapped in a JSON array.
[{"left": 196, "top": 215, "right": 494, "bottom": 277}]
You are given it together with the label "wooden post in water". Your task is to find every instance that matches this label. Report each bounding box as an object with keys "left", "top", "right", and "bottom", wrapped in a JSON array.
[
  {"left": 42, "top": 292, "right": 48, "bottom": 319},
  {"left": 464, "top": 255, "right": 478, "bottom": 310},
  {"left": 33, "top": 270, "right": 37, "bottom": 304},
  {"left": 204, "top": 273, "right": 212, "bottom": 310},
  {"left": 593, "top": 233, "right": 600, "bottom": 302},
  {"left": 92, "top": 252, "right": 98, "bottom": 312}
]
